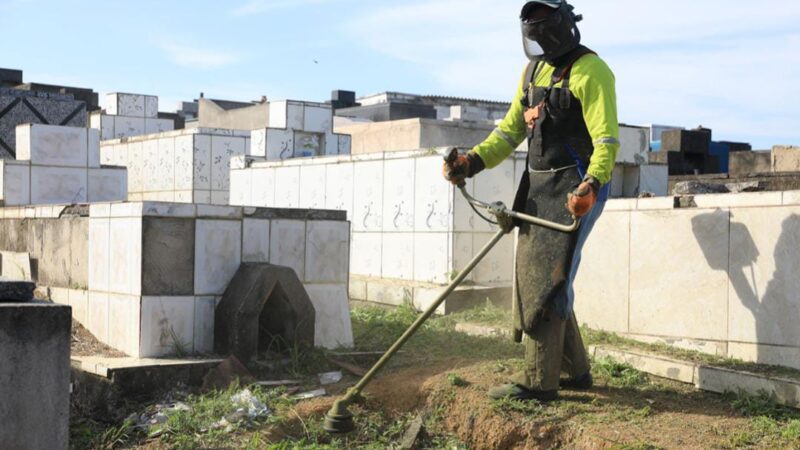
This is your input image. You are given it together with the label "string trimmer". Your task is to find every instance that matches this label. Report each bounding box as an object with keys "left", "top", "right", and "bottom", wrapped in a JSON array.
[{"left": 324, "top": 150, "right": 580, "bottom": 434}]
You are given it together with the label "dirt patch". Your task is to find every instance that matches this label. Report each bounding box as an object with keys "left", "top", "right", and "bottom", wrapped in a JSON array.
[{"left": 71, "top": 319, "right": 126, "bottom": 357}]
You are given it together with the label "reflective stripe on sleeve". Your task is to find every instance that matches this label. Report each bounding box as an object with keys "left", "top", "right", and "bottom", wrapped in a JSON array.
[
  {"left": 593, "top": 137, "right": 620, "bottom": 145},
  {"left": 493, "top": 128, "right": 518, "bottom": 148}
]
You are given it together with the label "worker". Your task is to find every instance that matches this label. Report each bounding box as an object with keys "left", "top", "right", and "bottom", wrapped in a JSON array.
[{"left": 443, "top": 0, "right": 619, "bottom": 401}]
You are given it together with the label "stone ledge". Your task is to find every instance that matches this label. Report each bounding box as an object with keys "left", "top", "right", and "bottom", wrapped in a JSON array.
[{"left": 588, "top": 346, "right": 800, "bottom": 410}]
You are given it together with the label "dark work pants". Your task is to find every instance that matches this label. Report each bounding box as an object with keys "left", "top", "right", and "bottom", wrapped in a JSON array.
[{"left": 511, "top": 309, "right": 590, "bottom": 391}]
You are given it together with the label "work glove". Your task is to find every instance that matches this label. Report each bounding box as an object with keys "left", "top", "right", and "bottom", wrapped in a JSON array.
[
  {"left": 442, "top": 148, "right": 485, "bottom": 186},
  {"left": 566, "top": 175, "right": 600, "bottom": 218}
]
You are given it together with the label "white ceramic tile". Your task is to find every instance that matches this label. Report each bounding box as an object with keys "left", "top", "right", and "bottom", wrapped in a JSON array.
[
  {"left": 109, "top": 93, "right": 146, "bottom": 117},
  {"left": 87, "top": 291, "right": 109, "bottom": 344},
  {"left": 144, "top": 96, "right": 158, "bottom": 118},
  {"left": 229, "top": 169, "right": 252, "bottom": 206},
  {"left": 305, "top": 221, "right": 349, "bottom": 283},
  {"left": 324, "top": 163, "right": 354, "bottom": 220},
  {"left": 350, "top": 233, "right": 382, "bottom": 277},
  {"left": 629, "top": 209, "right": 729, "bottom": 341},
  {"left": 114, "top": 116, "right": 146, "bottom": 139},
  {"left": 382, "top": 159, "right": 415, "bottom": 231},
  {"left": 126, "top": 142, "right": 144, "bottom": 193},
  {"left": 69, "top": 289, "right": 89, "bottom": 327},
  {"left": 173, "top": 135, "right": 194, "bottom": 191},
  {"left": 353, "top": 160, "right": 384, "bottom": 231},
  {"left": 250, "top": 167, "right": 276, "bottom": 207},
  {"left": 293, "top": 131, "right": 322, "bottom": 158},
  {"left": 337, "top": 134, "right": 351, "bottom": 155},
  {"left": 304, "top": 283, "right": 354, "bottom": 349},
  {"left": 100, "top": 115, "right": 114, "bottom": 141},
  {"left": 452, "top": 178, "right": 476, "bottom": 232},
  {"left": 452, "top": 232, "right": 474, "bottom": 282},
  {"left": 140, "top": 296, "right": 195, "bottom": 357},
  {"left": 472, "top": 233, "right": 514, "bottom": 284},
  {"left": 157, "top": 137, "right": 176, "bottom": 191},
  {"left": 250, "top": 129, "right": 267, "bottom": 157},
  {"left": 303, "top": 105, "right": 332, "bottom": 133},
  {"left": 274, "top": 166, "right": 301, "bottom": 208},
  {"left": 108, "top": 293, "right": 141, "bottom": 356},
  {"left": 413, "top": 232, "right": 450, "bottom": 284},
  {"left": 473, "top": 158, "right": 515, "bottom": 232},
  {"left": 1, "top": 162, "right": 31, "bottom": 206},
  {"left": 108, "top": 217, "right": 143, "bottom": 295},
  {"left": 87, "top": 128, "right": 101, "bottom": 168},
  {"left": 88, "top": 168, "right": 127, "bottom": 203},
  {"left": 30, "top": 166, "right": 87, "bottom": 205},
  {"left": 242, "top": 218, "right": 270, "bottom": 263},
  {"left": 268, "top": 101, "right": 288, "bottom": 129},
  {"left": 266, "top": 128, "right": 294, "bottom": 161},
  {"left": 324, "top": 133, "right": 339, "bottom": 156},
  {"left": 142, "top": 139, "right": 160, "bottom": 193},
  {"left": 269, "top": 220, "right": 306, "bottom": 279},
  {"left": 193, "top": 135, "right": 212, "bottom": 190},
  {"left": 88, "top": 217, "right": 111, "bottom": 291},
  {"left": 194, "top": 220, "right": 242, "bottom": 295},
  {"left": 17, "top": 124, "right": 88, "bottom": 167},
  {"left": 381, "top": 233, "right": 414, "bottom": 280},
  {"left": 211, "top": 190, "right": 229, "bottom": 205},
  {"left": 145, "top": 118, "right": 174, "bottom": 135},
  {"left": 286, "top": 102, "right": 304, "bottom": 129},
  {"left": 299, "top": 165, "right": 326, "bottom": 209},
  {"left": 211, "top": 136, "right": 246, "bottom": 191},
  {"left": 194, "top": 296, "right": 216, "bottom": 354},
  {"left": 414, "top": 156, "right": 452, "bottom": 232},
  {"left": 194, "top": 190, "right": 212, "bottom": 204}
]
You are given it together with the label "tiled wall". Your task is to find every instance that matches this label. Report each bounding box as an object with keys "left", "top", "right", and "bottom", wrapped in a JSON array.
[
  {"left": 250, "top": 100, "right": 350, "bottom": 161},
  {"left": 100, "top": 128, "right": 251, "bottom": 205},
  {"left": 0, "top": 124, "right": 126, "bottom": 206},
  {"left": 231, "top": 150, "right": 523, "bottom": 286},
  {"left": 90, "top": 93, "right": 174, "bottom": 140},
  {"left": 86, "top": 202, "right": 352, "bottom": 357},
  {"left": 574, "top": 191, "right": 800, "bottom": 370}
]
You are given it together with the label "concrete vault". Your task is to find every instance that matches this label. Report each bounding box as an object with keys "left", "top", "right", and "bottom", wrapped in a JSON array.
[{"left": 214, "top": 263, "right": 315, "bottom": 362}]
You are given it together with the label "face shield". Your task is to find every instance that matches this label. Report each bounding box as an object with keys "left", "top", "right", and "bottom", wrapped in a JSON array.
[{"left": 520, "top": 1, "right": 582, "bottom": 63}]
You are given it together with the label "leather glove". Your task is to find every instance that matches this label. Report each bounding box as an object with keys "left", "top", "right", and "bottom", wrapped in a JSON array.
[
  {"left": 566, "top": 175, "right": 600, "bottom": 218},
  {"left": 442, "top": 148, "right": 485, "bottom": 186}
]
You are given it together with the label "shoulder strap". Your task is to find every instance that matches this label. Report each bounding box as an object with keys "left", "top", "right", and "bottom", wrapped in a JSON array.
[
  {"left": 553, "top": 45, "right": 596, "bottom": 109},
  {"left": 523, "top": 58, "right": 545, "bottom": 108}
]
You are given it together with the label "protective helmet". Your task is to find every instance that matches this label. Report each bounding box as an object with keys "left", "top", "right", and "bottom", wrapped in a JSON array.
[{"left": 520, "top": 0, "right": 583, "bottom": 63}]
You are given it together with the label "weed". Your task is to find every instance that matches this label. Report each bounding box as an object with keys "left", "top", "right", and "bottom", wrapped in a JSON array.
[
  {"left": 447, "top": 373, "right": 470, "bottom": 387},
  {"left": 491, "top": 397, "right": 551, "bottom": 418},
  {"left": 70, "top": 418, "right": 134, "bottom": 450},
  {"left": 608, "top": 442, "right": 663, "bottom": 450},
  {"left": 592, "top": 357, "right": 649, "bottom": 388},
  {"left": 450, "top": 301, "right": 512, "bottom": 327}
]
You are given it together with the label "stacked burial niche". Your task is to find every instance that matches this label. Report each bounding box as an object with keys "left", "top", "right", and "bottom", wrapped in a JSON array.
[{"left": 215, "top": 263, "right": 315, "bottom": 362}]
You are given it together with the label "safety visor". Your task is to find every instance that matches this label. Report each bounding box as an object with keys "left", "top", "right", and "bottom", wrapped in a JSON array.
[{"left": 520, "top": 10, "right": 562, "bottom": 58}]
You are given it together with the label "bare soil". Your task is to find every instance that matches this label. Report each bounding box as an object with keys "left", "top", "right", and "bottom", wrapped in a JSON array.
[
  {"left": 286, "top": 359, "right": 760, "bottom": 449},
  {"left": 71, "top": 319, "right": 126, "bottom": 358}
]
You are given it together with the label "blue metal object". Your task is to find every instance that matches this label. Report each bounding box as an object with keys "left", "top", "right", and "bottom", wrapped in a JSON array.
[{"left": 709, "top": 141, "right": 730, "bottom": 173}]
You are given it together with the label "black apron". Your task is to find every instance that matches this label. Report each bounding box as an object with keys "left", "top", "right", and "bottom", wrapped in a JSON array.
[{"left": 513, "top": 46, "right": 596, "bottom": 335}]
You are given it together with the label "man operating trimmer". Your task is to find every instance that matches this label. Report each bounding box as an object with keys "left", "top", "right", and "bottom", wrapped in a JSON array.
[{"left": 443, "top": 0, "right": 619, "bottom": 401}]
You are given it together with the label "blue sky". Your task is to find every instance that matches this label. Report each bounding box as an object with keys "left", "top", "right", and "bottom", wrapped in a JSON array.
[{"left": 2, "top": 0, "right": 799, "bottom": 148}]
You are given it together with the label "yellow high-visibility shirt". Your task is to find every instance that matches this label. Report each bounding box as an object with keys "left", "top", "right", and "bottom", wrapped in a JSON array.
[{"left": 472, "top": 54, "right": 619, "bottom": 185}]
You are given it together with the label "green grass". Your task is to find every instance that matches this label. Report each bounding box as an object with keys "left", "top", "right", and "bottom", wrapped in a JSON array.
[
  {"left": 448, "top": 301, "right": 513, "bottom": 327},
  {"left": 722, "top": 391, "right": 800, "bottom": 448},
  {"left": 592, "top": 356, "right": 650, "bottom": 388},
  {"left": 582, "top": 327, "right": 800, "bottom": 382}
]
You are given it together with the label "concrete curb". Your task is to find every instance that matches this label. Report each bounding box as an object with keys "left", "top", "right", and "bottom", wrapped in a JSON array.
[
  {"left": 452, "top": 322, "right": 800, "bottom": 409},
  {"left": 589, "top": 345, "right": 800, "bottom": 409}
]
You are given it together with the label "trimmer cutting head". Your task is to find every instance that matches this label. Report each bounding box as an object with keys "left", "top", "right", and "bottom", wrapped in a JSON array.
[{"left": 323, "top": 399, "right": 354, "bottom": 434}]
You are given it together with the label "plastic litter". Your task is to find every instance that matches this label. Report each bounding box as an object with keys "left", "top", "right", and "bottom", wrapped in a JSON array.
[
  {"left": 293, "top": 388, "right": 327, "bottom": 400},
  {"left": 318, "top": 371, "right": 343, "bottom": 385}
]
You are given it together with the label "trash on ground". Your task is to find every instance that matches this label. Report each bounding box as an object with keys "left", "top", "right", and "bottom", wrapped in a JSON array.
[
  {"left": 253, "top": 379, "right": 302, "bottom": 387},
  {"left": 210, "top": 389, "right": 271, "bottom": 433},
  {"left": 293, "top": 388, "right": 327, "bottom": 400},
  {"left": 318, "top": 371, "right": 343, "bottom": 385}
]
